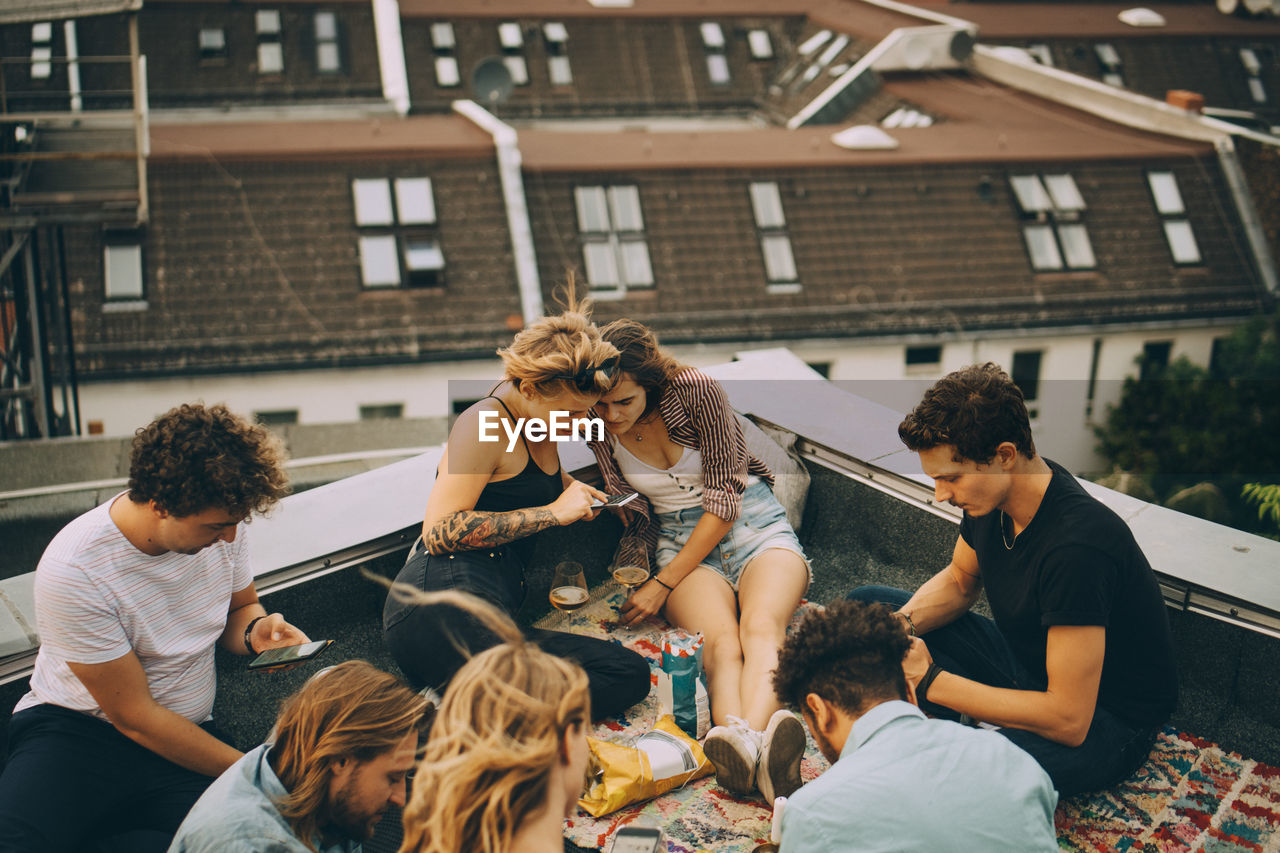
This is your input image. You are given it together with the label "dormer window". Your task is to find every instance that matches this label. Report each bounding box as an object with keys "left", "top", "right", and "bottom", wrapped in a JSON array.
[
  {"left": 353, "top": 177, "right": 446, "bottom": 288},
  {"left": 1146, "top": 170, "right": 1201, "bottom": 265},
  {"left": 256, "top": 10, "right": 284, "bottom": 74},
  {"left": 497, "top": 22, "right": 529, "bottom": 86},
  {"left": 544, "top": 23, "right": 572, "bottom": 86},
  {"left": 701, "top": 22, "right": 730, "bottom": 85}
]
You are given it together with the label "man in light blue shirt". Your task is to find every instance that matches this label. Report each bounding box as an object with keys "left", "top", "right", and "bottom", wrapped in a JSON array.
[
  {"left": 169, "top": 661, "right": 428, "bottom": 853},
  {"left": 772, "top": 601, "right": 1058, "bottom": 853}
]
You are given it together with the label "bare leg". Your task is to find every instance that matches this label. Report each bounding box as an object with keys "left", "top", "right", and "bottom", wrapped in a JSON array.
[
  {"left": 664, "top": 567, "right": 744, "bottom": 726},
  {"left": 736, "top": 549, "right": 810, "bottom": 730}
]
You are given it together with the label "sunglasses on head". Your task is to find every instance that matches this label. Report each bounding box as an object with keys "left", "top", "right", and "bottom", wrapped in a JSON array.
[{"left": 551, "top": 357, "right": 619, "bottom": 391}]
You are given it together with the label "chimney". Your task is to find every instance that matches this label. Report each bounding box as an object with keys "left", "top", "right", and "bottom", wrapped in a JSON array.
[{"left": 1166, "top": 90, "right": 1205, "bottom": 112}]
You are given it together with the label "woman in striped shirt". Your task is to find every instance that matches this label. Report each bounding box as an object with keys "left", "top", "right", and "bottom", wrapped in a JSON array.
[{"left": 587, "top": 319, "right": 811, "bottom": 804}]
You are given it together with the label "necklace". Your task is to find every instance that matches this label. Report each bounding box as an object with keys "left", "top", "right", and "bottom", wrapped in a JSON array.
[{"left": 1000, "top": 511, "right": 1018, "bottom": 551}]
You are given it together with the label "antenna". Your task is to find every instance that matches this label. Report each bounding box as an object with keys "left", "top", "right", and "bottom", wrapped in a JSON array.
[{"left": 471, "top": 57, "right": 515, "bottom": 109}]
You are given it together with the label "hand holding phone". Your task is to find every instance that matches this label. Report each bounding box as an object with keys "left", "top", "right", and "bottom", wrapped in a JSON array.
[
  {"left": 591, "top": 492, "right": 640, "bottom": 510},
  {"left": 248, "top": 639, "right": 333, "bottom": 672}
]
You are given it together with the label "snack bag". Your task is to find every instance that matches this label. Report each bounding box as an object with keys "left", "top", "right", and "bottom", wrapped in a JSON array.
[
  {"left": 578, "top": 714, "right": 713, "bottom": 817},
  {"left": 656, "top": 630, "right": 711, "bottom": 739}
]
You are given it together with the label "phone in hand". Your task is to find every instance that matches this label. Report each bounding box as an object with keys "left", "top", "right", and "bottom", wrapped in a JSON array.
[
  {"left": 610, "top": 824, "right": 664, "bottom": 853},
  {"left": 591, "top": 492, "right": 640, "bottom": 510},
  {"left": 247, "top": 639, "right": 333, "bottom": 672}
]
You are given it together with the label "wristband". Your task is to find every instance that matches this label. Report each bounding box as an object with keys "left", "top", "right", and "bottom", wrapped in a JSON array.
[
  {"left": 653, "top": 577, "right": 675, "bottom": 592},
  {"left": 898, "top": 610, "right": 916, "bottom": 637},
  {"left": 917, "top": 662, "right": 944, "bottom": 705},
  {"left": 244, "top": 615, "right": 266, "bottom": 655}
]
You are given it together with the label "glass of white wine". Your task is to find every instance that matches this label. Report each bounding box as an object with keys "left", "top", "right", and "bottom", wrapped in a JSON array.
[
  {"left": 549, "top": 561, "right": 590, "bottom": 613},
  {"left": 612, "top": 537, "right": 651, "bottom": 595}
]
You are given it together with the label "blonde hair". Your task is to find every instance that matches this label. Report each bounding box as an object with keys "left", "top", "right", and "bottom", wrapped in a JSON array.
[
  {"left": 386, "top": 583, "right": 592, "bottom": 853},
  {"left": 270, "top": 661, "right": 429, "bottom": 852},
  {"left": 496, "top": 278, "right": 618, "bottom": 400}
]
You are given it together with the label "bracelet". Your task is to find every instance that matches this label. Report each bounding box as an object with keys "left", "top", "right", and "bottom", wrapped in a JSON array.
[
  {"left": 244, "top": 615, "right": 266, "bottom": 655},
  {"left": 653, "top": 577, "right": 675, "bottom": 592},
  {"left": 897, "top": 610, "right": 916, "bottom": 637},
  {"left": 917, "top": 662, "right": 944, "bottom": 705}
]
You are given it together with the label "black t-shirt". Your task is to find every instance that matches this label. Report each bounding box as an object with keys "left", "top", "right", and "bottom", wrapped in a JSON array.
[{"left": 959, "top": 459, "right": 1178, "bottom": 727}]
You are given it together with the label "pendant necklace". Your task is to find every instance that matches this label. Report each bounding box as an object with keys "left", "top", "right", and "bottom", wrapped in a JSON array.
[{"left": 1000, "top": 511, "right": 1018, "bottom": 551}]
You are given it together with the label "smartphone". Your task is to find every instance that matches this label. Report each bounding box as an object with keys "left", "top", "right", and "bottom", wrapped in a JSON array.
[
  {"left": 248, "top": 639, "right": 333, "bottom": 671},
  {"left": 591, "top": 492, "right": 640, "bottom": 510},
  {"left": 610, "top": 825, "right": 664, "bottom": 853}
]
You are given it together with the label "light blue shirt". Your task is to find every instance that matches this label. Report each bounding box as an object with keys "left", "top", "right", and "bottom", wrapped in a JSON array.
[
  {"left": 168, "top": 744, "right": 361, "bottom": 853},
  {"left": 779, "top": 701, "right": 1058, "bottom": 853}
]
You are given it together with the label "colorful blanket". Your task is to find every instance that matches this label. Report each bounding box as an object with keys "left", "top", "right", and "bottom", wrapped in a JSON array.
[{"left": 537, "top": 584, "right": 1280, "bottom": 853}]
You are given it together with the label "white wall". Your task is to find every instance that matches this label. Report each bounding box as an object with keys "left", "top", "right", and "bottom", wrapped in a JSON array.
[{"left": 77, "top": 320, "right": 1242, "bottom": 473}]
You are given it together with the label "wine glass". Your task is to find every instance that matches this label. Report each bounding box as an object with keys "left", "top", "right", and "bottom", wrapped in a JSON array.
[
  {"left": 549, "top": 561, "right": 590, "bottom": 612},
  {"left": 612, "top": 537, "right": 651, "bottom": 595}
]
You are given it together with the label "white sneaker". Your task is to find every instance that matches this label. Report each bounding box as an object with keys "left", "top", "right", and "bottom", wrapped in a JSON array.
[
  {"left": 703, "top": 715, "right": 762, "bottom": 796},
  {"left": 756, "top": 710, "right": 805, "bottom": 802}
]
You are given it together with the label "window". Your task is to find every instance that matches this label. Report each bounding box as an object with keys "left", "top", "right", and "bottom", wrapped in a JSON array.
[
  {"left": 198, "top": 27, "right": 227, "bottom": 60},
  {"left": 1010, "top": 350, "right": 1042, "bottom": 419},
  {"left": 103, "top": 232, "right": 145, "bottom": 302},
  {"left": 1140, "top": 341, "right": 1171, "bottom": 380},
  {"left": 353, "top": 177, "right": 445, "bottom": 288},
  {"left": 360, "top": 403, "right": 405, "bottom": 420},
  {"left": 544, "top": 23, "right": 572, "bottom": 85},
  {"left": 31, "top": 22, "right": 53, "bottom": 80},
  {"left": 1239, "top": 48, "right": 1267, "bottom": 104},
  {"left": 747, "top": 30, "right": 773, "bottom": 60},
  {"left": 574, "top": 185, "right": 653, "bottom": 294},
  {"left": 497, "top": 22, "right": 529, "bottom": 86},
  {"left": 256, "top": 9, "right": 283, "bottom": 74},
  {"left": 314, "top": 12, "right": 341, "bottom": 73},
  {"left": 905, "top": 345, "right": 941, "bottom": 367},
  {"left": 749, "top": 182, "right": 799, "bottom": 292},
  {"left": 1146, "top": 171, "right": 1201, "bottom": 265},
  {"left": 701, "top": 22, "right": 730, "bottom": 85},
  {"left": 1010, "top": 174, "right": 1095, "bottom": 271},
  {"left": 255, "top": 409, "right": 299, "bottom": 426},
  {"left": 431, "top": 22, "right": 459, "bottom": 87},
  {"left": 1094, "top": 43, "right": 1124, "bottom": 87}
]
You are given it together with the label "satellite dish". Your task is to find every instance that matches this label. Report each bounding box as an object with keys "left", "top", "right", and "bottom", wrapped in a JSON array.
[{"left": 471, "top": 57, "right": 514, "bottom": 107}]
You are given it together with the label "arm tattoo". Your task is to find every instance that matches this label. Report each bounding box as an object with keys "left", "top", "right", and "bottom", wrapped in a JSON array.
[{"left": 426, "top": 508, "right": 559, "bottom": 553}]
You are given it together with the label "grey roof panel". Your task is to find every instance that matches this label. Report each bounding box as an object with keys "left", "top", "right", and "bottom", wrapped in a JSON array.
[{"left": 0, "top": 0, "right": 140, "bottom": 25}]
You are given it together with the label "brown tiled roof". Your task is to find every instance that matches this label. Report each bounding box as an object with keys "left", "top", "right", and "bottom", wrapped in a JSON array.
[
  {"left": 148, "top": 116, "right": 495, "bottom": 161},
  {"left": 517, "top": 75, "right": 1210, "bottom": 172},
  {"left": 945, "top": 3, "right": 1280, "bottom": 39}
]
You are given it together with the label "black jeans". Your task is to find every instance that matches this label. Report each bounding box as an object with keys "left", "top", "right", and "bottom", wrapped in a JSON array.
[
  {"left": 384, "top": 542, "right": 650, "bottom": 721},
  {"left": 0, "top": 704, "right": 223, "bottom": 853},
  {"left": 847, "top": 585, "right": 1161, "bottom": 797}
]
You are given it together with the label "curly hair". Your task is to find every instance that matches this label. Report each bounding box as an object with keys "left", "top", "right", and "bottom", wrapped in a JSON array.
[
  {"left": 773, "top": 600, "right": 911, "bottom": 717},
  {"left": 497, "top": 279, "right": 619, "bottom": 401},
  {"left": 394, "top": 588, "right": 591, "bottom": 853},
  {"left": 271, "top": 661, "right": 429, "bottom": 853},
  {"left": 127, "top": 403, "right": 289, "bottom": 518},
  {"left": 598, "top": 319, "right": 688, "bottom": 419},
  {"left": 897, "top": 362, "right": 1036, "bottom": 464}
]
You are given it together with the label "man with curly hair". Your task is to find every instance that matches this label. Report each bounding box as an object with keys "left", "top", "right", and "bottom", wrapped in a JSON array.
[
  {"left": 850, "top": 363, "right": 1177, "bottom": 796},
  {"left": 0, "top": 403, "right": 310, "bottom": 853},
  {"left": 772, "top": 601, "right": 1057, "bottom": 852}
]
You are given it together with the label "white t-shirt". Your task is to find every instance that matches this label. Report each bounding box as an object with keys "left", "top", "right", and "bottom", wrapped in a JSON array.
[{"left": 14, "top": 494, "right": 252, "bottom": 724}]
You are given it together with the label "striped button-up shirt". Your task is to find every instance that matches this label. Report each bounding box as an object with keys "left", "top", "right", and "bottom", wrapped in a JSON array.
[{"left": 588, "top": 368, "right": 773, "bottom": 552}]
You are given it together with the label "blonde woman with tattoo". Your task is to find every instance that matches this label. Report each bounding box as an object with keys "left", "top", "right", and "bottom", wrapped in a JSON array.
[
  {"left": 382, "top": 299, "right": 649, "bottom": 720},
  {"left": 394, "top": 589, "right": 591, "bottom": 853}
]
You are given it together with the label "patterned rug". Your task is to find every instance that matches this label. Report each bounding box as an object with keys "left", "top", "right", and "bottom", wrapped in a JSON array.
[{"left": 537, "top": 584, "right": 1280, "bottom": 853}]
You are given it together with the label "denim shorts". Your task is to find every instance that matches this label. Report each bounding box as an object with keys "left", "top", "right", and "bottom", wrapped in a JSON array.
[{"left": 654, "top": 479, "right": 810, "bottom": 591}]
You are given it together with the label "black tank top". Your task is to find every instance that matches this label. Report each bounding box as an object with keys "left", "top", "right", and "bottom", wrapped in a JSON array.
[{"left": 474, "top": 396, "right": 562, "bottom": 564}]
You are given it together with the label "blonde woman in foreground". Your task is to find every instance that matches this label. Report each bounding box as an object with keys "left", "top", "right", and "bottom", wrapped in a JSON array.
[{"left": 392, "top": 586, "right": 591, "bottom": 853}]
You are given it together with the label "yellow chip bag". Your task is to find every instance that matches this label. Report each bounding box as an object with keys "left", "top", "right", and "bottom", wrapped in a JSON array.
[{"left": 578, "top": 714, "right": 714, "bottom": 817}]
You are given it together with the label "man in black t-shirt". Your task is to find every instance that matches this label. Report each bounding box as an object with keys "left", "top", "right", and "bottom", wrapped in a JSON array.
[{"left": 848, "top": 363, "right": 1177, "bottom": 796}]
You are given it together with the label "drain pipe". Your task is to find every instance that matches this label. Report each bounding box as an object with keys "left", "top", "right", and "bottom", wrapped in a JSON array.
[
  {"left": 63, "top": 20, "right": 81, "bottom": 112},
  {"left": 371, "top": 0, "right": 410, "bottom": 116},
  {"left": 1215, "top": 137, "right": 1278, "bottom": 295},
  {"left": 452, "top": 100, "right": 544, "bottom": 325}
]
